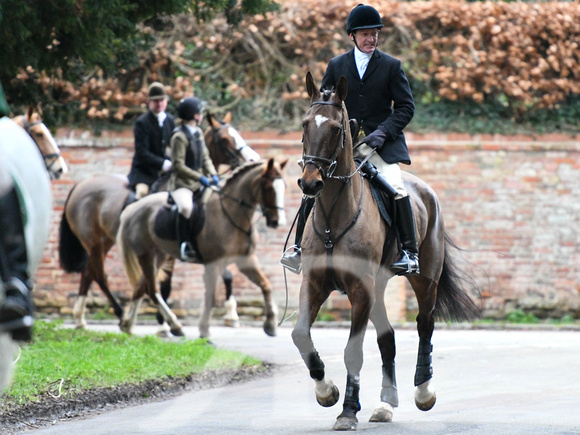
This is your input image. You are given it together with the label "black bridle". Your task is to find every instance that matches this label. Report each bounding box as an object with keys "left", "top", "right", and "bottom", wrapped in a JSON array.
[{"left": 300, "top": 100, "right": 347, "bottom": 180}]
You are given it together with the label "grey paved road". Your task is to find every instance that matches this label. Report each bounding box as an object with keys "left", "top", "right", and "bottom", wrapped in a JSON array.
[{"left": 28, "top": 324, "right": 580, "bottom": 434}]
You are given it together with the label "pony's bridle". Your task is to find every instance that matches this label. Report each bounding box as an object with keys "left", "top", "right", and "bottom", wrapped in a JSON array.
[
  {"left": 22, "top": 117, "right": 63, "bottom": 177},
  {"left": 211, "top": 123, "right": 250, "bottom": 168},
  {"left": 300, "top": 101, "right": 346, "bottom": 180}
]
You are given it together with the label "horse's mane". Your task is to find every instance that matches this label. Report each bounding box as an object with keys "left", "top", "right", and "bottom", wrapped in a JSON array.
[{"left": 224, "top": 160, "right": 263, "bottom": 183}]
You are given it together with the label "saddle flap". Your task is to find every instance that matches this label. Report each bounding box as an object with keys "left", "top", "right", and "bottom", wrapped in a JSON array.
[
  {"left": 369, "top": 183, "right": 392, "bottom": 228},
  {"left": 153, "top": 198, "right": 206, "bottom": 241}
]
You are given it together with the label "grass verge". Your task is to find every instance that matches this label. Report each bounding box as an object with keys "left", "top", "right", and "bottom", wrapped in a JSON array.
[{"left": 1, "top": 321, "right": 262, "bottom": 406}]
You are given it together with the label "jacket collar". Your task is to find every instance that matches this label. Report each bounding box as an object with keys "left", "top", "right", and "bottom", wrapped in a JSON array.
[{"left": 347, "top": 48, "right": 381, "bottom": 80}]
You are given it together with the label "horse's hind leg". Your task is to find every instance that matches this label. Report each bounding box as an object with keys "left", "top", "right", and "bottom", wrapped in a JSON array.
[
  {"left": 369, "top": 278, "right": 398, "bottom": 423},
  {"left": 91, "top": 242, "right": 124, "bottom": 323},
  {"left": 221, "top": 267, "right": 239, "bottom": 328},
  {"left": 237, "top": 254, "right": 277, "bottom": 336},
  {"left": 140, "top": 254, "right": 183, "bottom": 337},
  {"left": 408, "top": 274, "right": 438, "bottom": 411},
  {"left": 155, "top": 256, "right": 175, "bottom": 337},
  {"left": 73, "top": 267, "right": 93, "bottom": 329},
  {"left": 291, "top": 282, "right": 339, "bottom": 409}
]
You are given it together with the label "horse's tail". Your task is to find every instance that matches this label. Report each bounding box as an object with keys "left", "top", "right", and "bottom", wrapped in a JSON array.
[
  {"left": 116, "top": 218, "right": 141, "bottom": 289},
  {"left": 434, "top": 233, "right": 482, "bottom": 322},
  {"left": 58, "top": 186, "right": 88, "bottom": 273}
]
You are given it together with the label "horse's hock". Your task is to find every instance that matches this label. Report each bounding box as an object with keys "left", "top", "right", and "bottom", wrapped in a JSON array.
[{"left": 40, "top": 128, "right": 580, "bottom": 321}]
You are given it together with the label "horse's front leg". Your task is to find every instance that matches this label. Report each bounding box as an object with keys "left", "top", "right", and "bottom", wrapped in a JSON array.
[
  {"left": 199, "top": 264, "right": 220, "bottom": 338},
  {"left": 237, "top": 254, "right": 277, "bottom": 337},
  {"left": 333, "top": 281, "right": 373, "bottom": 431},
  {"left": 291, "top": 280, "right": 339, "bottom": 408},
  {"left": 369, "top": 277, "right": 398, "bottom": 423},
  {"left": 221, "top": 267, "right": 239, "bottom": 328}
]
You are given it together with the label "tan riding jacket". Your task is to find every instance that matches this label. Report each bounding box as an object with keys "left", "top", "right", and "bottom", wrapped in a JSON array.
[{"left": 168, "top": 127, "right": 217, "bottom": 193}]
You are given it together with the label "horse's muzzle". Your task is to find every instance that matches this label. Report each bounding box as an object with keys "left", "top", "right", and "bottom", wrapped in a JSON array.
[{"left": 298, "top": 176, "right": 323, "bottom": 198}]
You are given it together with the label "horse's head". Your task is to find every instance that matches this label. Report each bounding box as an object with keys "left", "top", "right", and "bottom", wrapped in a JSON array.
[
  {"left": 259, "top": 158, "right": 288, "bottom": 228},
  {"left": 298, "top": 72, "right": 350, "bottom": 198},
  {"left": 13, "top": 106, "right": 68, "bottom": 180},
  {"left": 205, "top": 112, "right": 260, "bottom": 168}
]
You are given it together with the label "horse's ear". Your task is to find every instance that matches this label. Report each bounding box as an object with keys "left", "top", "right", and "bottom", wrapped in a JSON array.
[
  {"left": 208, "top": 113, "right": 221, "bottom": 129},
  {"left": 265, "top": 158, "right": 275, "bottom": 173},
  {"left": 26, "top": 105, "right": 34, "bottom": 121},
  {"left": 335, "top": 76, "right": 348, "bottom": 102},
  {"left": 305, "top": 72, "right": 320, "bottom": 101},
  {"left": 279, "top": 158, "right": 289, "bottom": 170},
  {"left": 223, "top": 112, "right": 232, "bottom": 124}
]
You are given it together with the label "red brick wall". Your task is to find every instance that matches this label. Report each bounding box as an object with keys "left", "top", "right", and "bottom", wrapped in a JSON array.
[{"left": 36, "top": 129, "right": 580, "bottom": 320}]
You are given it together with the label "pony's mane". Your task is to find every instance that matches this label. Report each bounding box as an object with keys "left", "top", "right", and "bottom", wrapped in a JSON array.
[
  {"left": 322, "top": 89, "right": 333, "bottom": 101},
  {"left": 226, "top": 160, "right": 263, "bottom": 181}
]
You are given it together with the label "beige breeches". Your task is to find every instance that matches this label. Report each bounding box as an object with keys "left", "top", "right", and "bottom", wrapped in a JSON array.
[
  {"left": 354, "top": 143, "right": 408, "bottom": 199},
  {"left": 171, "top": 188, "right": 194, "bottom": 218}
]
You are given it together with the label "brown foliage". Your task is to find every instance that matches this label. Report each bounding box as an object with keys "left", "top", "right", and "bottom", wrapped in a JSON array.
[{"left": 10, "top": 1, "right": 580, "bottom": 125}]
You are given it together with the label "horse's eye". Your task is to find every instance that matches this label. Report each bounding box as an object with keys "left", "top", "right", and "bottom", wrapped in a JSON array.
[
  {"left": 332, "top": 126, "right": 341, "bottom": 135},
  {"left": 302, "top": 120, "right": 308, "bottom": 128}
]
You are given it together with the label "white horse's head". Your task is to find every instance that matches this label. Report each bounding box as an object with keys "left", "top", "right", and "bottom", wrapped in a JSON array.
[{"left": 13, "top": 107, "right": 68, "bottom": 180}]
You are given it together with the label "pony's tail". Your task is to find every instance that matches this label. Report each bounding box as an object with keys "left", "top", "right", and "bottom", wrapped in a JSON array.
[
  {"left": 116, "top": 218, "right": 140, "bottom": 289},
  {"left": 58, "top": 186, "right": 88, "bottom": 273},
  {"left": 434, "top": 233, "right": 482, "bottom": 322}
]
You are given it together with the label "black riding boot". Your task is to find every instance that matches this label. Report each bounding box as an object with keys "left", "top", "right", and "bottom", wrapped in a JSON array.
[
  {"left": 390, "top": 195, "right": 420, "bottom": 275},
  {"left": 177, "top": 213, "right": 198, "bottom": 263},
  {"left": 280, "top": 197, "right": 314, "bottom": 274},
  {"left": 0, "top": 187, "right": 34, "bottom": 341}
]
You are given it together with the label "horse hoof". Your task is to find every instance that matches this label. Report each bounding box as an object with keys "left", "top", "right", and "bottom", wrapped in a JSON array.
[
  {"left": 415, "top": 392, "right": 436, "bottom": 411},
  {"left": 369, "top": 402, "right": 394, "bottom": 422},
  {"left": 333, "top": 416, "right": 358, "bottom": 431},
  {"left": 263, "top": 321, "right": 277, "bottom": 337},
  {"left": 414, "top": 380, "right": 436, "bottom": 411},
  {"left": 170, "top": 328, "right": 185, "bottom": 337},
  {"left": 316, "top": 384, "right": 340, "bottom": 407},
  {"left": 224, "top": 319, "right": 240, "bottom": 328}
]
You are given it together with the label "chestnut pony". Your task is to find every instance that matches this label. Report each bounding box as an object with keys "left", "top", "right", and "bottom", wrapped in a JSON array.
[{"left": 291, "top": 73, "right": 480, "bottom": 430}]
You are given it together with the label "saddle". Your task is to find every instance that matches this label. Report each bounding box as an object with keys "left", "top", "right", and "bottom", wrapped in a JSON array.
[{"left": 153, "top": 192, "right": 206, "bottom": 243}]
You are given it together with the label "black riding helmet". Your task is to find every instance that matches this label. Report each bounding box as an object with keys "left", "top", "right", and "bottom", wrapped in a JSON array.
[
  {"left": 178, "top": 97, "right": 204, "bottom": 121},
  {"left": 346, "top": 4, "right": 384, "bottom": 34}
]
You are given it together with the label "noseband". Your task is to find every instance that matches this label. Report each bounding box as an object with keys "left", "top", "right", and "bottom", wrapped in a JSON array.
[{"left": 300, "top": 100, "right": 346, "bottom": 179}]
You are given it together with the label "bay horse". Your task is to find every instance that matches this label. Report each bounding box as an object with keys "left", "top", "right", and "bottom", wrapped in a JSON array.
[
  {"left": 117, "top": 158, "right": 287, "bottom": 338},
  {"left": 58, "top": 114, "right": 259, "bottom": 330},
  {"left": 1, "top": 111, "right": 66, "bottom": 390},
  {"left": 292, "top": 73, "right": 480, "bottom": 430}
]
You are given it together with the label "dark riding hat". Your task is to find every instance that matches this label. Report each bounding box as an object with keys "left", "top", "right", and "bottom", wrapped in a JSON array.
[
  {"left": 346, "top": 4, "right": 383, "bottom": 34},
  {"left": 178, "top": 97, "right": 204, "bottom": 121},
  {"left": 147, "top": 82, "right": 167, "bottom": 101}
]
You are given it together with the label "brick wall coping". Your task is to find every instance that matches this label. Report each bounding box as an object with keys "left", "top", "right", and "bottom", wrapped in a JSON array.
[{"left": 55, "top": 128, "right": 580, "bottom": 152}]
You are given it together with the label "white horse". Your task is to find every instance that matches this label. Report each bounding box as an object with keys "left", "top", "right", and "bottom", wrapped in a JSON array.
[{"left": 0, "top": 110, "right": 67, "bottom": 392}]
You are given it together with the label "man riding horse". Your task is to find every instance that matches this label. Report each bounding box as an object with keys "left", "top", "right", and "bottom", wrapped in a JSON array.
[{"left": 281, "top": 4, "right": 419, "bottom": 276}]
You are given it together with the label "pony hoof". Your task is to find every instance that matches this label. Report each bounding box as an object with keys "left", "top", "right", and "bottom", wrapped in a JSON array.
[
  {"left": 316, "top": 384, "right": 340, "bottom": 407},
  {"left": 369, "top": 402, "right": 394, "bottom": 422},
  {"left": 170, "top": 328, "right": 185, "bottom": 337},
  {"left": 333, "top": 416, "right": 358, "bottom": 431},
  {"left": 224, "top": 319, "right": 240, "bottom": 328}
]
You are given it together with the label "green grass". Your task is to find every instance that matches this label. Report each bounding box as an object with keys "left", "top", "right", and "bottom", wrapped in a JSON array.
[{"left": 2, "top": 321, "right": 261, "bottom": 405}]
